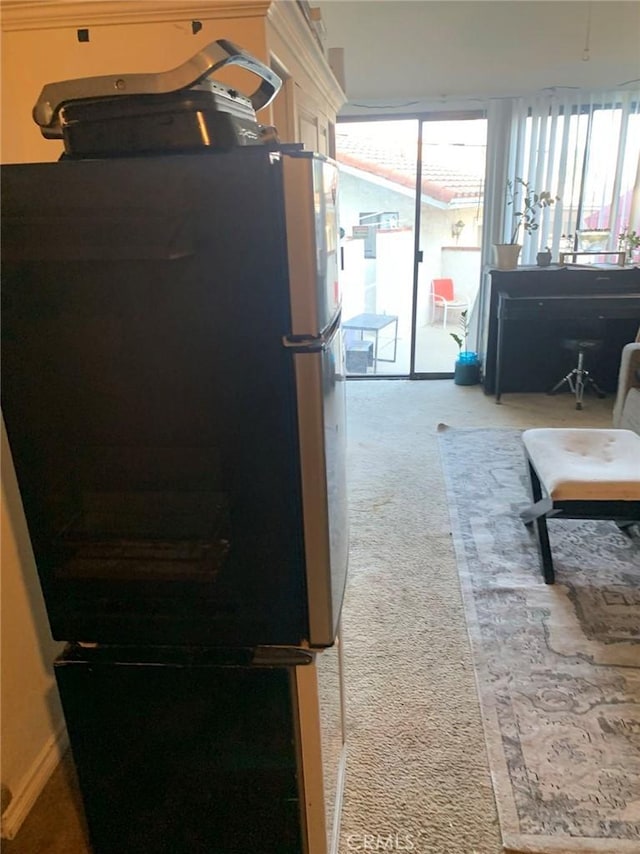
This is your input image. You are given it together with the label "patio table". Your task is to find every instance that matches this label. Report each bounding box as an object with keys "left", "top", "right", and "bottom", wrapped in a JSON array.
[{"left": 342, "top": 312, "right": 398, "bottom": 372}]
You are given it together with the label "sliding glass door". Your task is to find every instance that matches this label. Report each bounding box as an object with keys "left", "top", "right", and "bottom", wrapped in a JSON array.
[
  {"left": 337, "top": 119, "right": 418, "bottom": 377},
  {"left": 336, "top": 115, "right": 487, "bottom": 378},
  {"left": 413, "top": 117, "right": 487, "bottom": 374}
]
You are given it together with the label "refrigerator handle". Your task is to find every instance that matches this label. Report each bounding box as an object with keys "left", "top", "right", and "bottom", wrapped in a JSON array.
[
  {"left": 283, "top": 312, "right": 342, "bottom": 353},
  {"left": 282, "top": 334, "right": 325, "bottom": 353}
]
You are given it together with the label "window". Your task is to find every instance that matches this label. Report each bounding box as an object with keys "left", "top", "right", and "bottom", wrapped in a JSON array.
[
  {"left": 502, "top": 91, "right": 640, "bottom": 263},
  {"left": 359, "top": 211, "right": 400, "bottom": 228}
]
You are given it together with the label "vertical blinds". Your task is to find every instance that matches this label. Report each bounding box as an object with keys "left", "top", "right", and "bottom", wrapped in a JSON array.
[{"left": 502, "top": 90, "right": 640, "bottom": 264}]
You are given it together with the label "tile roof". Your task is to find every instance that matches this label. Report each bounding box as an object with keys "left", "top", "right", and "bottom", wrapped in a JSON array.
[{"left": 336, "top": 130, "right": 485, "bottom": 205}]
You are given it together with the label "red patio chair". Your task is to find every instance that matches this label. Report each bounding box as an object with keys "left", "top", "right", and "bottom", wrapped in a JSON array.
[{"left": 430, "top": 278, "right": 468, "bottom": 328}]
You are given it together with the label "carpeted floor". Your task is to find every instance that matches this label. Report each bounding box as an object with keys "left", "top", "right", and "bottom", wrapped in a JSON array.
[
  {"left": 3, "top": 381, "right": 615, "bottom": 854},
  {"left": 438, "top": 426, "right": 640, "bottom": 854},
  {"left": 336, "top": 381, "right": 612, "bottom": 854}
]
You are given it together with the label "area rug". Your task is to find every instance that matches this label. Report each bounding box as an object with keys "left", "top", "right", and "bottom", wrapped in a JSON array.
[{"left": 437, "top": 426, "right": 640, "bottom": 854}]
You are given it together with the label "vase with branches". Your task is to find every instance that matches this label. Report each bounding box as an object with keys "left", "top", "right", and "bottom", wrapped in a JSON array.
[
  {"left": 506, "top": 177, "right": 557, "bottom": 244},
  {"left": 618, "top": 225, "right": 640, "bottom": 264},
  {"left": 493, "top": 177, "right": 558, "bottom": 270},
  {"left": 449, "top": 309, "right": 470, "bottom": 354}
]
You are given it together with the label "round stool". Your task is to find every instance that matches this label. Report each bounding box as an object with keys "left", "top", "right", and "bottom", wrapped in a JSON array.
[{"left": 548, "top": 338, "right": 606, "bottom": 410}]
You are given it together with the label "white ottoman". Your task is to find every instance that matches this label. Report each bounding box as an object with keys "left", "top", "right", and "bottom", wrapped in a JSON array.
[{"left": 521, "top": 428, "right": 640, "bottom": 582}]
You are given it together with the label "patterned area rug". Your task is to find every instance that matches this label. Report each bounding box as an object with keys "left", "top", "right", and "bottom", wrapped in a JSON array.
[{"left": 437, "top": 426, "right": 640, "bottom": 854}]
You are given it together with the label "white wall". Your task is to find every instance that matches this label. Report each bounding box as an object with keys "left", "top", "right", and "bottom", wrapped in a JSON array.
[
  {"left": 1, "top": 421, "right": 67, "bottom": 839},
  {"left": 440, "top": 247, "right": 482, "bottom": 304},
  {"left": 319, "top": 1, "right": 640, "bottom": 114}
]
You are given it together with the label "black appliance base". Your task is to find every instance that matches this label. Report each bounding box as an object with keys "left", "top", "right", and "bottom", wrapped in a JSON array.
[{"left": 55, "top": 644, "right": 310, "bottom": 854}]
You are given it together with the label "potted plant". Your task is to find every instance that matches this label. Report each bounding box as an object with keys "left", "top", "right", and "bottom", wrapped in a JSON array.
[
  {"left": 618, "top": 225, "right": 640, "bottom": 264},
  {"left": 536, "top": 246, "right": 552, "bottom": 267},
  {"left": 493, "top": 177, "right": 557, "bottom": 270},
  {"left": 450, "top": 310, "right": 480, "bottom": 385}
]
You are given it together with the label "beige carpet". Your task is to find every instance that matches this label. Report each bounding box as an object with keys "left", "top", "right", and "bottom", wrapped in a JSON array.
[
  {"left": 337, "top": 381, "right": 613, "bottom": 854},
  {"left": 4, "top": 381, "right": 614, "bottom": 854},
  {"left": 437, "top": 426, "right": 639, "bottom": 854}
]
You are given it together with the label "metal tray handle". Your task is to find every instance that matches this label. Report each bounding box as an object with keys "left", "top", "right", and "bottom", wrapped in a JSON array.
[{"left": 33, "top": 39, "right": 282, "bottom": 137}]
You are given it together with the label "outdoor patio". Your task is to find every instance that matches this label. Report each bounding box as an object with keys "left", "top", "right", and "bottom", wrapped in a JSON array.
[{"left": 343, "top": 308, "right": 468, "bottom": 376}]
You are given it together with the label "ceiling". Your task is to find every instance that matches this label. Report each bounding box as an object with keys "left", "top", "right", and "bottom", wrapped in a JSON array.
[{"left": 316, "top": 1, "right": 640, "bottom": 115}]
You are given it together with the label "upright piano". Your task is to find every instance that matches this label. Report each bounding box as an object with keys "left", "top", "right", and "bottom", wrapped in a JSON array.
[{"left": 480, "top": 266, "right": 640, "bottom": 398}]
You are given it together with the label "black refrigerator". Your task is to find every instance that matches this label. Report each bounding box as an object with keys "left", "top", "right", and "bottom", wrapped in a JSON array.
[{"left": 1, "top": 147, "right": 348, "bottom": 853}]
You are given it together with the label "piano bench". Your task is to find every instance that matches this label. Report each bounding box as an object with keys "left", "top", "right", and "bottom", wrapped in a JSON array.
[{"left": 520, "top": 428, "right": 640, "bottom": 583}]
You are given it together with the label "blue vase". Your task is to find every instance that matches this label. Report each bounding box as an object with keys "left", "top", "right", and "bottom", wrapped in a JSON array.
[{"left": 454, "top": 351, "right": 480, "bottom": 385}]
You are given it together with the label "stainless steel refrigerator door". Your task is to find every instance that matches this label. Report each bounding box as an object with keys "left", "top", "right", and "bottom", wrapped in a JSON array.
[
  {"left": 283, "top": 151, "right": 348, "bottom": 648},
  {"left": 291, "top": 325, "right": 348, "bottom": 648},
  {"left": 294, "top": 632, "right": 347, "bottom": 854},
  {"left": 282, "top": 153, "right": 341, "bottom": 336}
]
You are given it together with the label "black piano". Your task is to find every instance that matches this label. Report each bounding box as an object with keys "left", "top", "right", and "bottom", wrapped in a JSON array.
[{"left": 481, "top": 267, "right": 640, "bottom": 399}]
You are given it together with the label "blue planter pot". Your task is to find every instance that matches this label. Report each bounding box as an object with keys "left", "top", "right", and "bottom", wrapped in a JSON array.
[{"left": 454, "top": 351, "right": 480, "bottom": 386}]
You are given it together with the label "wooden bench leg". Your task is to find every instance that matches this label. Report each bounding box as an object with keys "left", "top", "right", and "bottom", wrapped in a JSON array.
[
  {"left": 536, "top": 513, "right": 555, "bottom": 584},
  {"left": 523, "top": 459, "right": 556, "bottom": 584}
]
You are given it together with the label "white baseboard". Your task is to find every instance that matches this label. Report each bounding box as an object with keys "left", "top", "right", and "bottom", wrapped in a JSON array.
[{"left": 1, "top": 725, "right": 69, "bottom": 840}]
